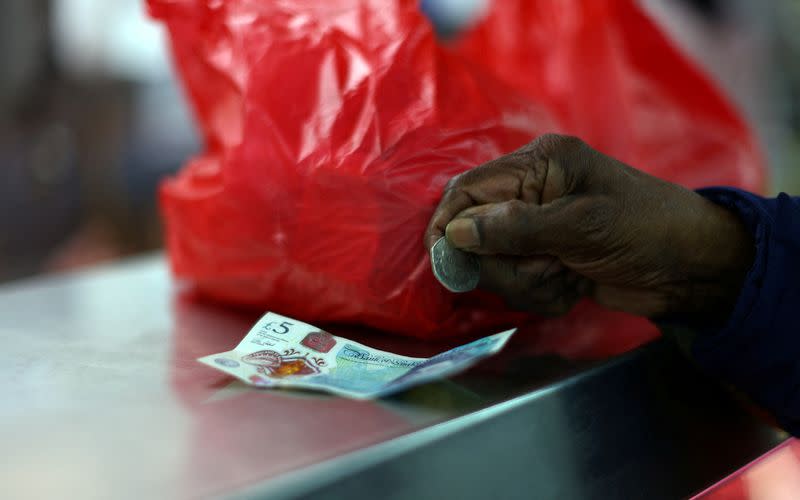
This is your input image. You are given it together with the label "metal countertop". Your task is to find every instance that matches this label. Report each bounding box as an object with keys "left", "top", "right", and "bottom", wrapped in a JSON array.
[{"left": 0, "top": 256, "right": 786, "bottom": 499}]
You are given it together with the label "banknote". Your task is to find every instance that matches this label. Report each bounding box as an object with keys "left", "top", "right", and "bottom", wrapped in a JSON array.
[{"left": 198, "top": 312, "right": 515, "bottom": 399}]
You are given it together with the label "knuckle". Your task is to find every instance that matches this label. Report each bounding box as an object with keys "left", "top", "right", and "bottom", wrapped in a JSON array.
[
  {"left": 498, "top": 260, "right": 582, "bottom": 315},
  {"left": 529, "top": 133, "right": 586, "bottom": 159},
  {"left": 506, "top": 265, "right": 552, "bottom": 311},
  {"left": 518, "top": 134, "right": 590, "bottom": 193},
  {"left": 528, "top": 274, "right": 564, "bottom": 302},
  {"left": 443, "top": 173, "right": 465, "bottom": 193},
  {"left": 444, "top": 161, "right": 507, "bottom": 194},
  {"left": 501, "top": 199, "right": 528, "bottom": 220}
]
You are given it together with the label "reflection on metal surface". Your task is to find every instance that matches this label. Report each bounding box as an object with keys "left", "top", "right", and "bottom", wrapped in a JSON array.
[
  {"left": 0, "top": 256, "right": 590, "bottom": 498},
  {"left": 0, "top": 256, "right": 789, "bottom": 499},
  {"left": 238, "top": 339, "right": 787, "bottom": 500}
]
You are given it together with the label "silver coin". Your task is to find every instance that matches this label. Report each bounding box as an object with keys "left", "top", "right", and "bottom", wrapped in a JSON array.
[{"left": 430, "top": 237, "right": 480, "bottom": 293}]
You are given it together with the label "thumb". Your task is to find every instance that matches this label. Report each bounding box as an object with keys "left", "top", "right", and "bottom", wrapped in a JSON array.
[{"left": 445, "top": 198, "right": 584, "bottom": 256}]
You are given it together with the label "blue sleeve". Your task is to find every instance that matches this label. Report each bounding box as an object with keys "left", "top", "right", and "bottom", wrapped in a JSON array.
[{"left": 693, "top": 187, "right": 800, "bottom": 435}]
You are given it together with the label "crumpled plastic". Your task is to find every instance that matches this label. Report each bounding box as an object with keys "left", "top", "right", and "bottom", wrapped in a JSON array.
[{"left": 150, "top": 0, "right": 765, "bottom": 357}]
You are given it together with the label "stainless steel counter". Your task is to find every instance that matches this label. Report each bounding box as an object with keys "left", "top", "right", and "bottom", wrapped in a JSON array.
[{"left": 0, "top": 256, "right": 787, "bottom": 499}]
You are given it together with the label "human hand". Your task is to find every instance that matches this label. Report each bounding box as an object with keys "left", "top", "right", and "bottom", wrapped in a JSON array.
[{"left": 424, "top": 134, "right": 754, "bottom": 319}]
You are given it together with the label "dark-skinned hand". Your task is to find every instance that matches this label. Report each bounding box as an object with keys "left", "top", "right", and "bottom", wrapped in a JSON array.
[{"left": 424, "top": 134, "right": 754, "bottom": 320}]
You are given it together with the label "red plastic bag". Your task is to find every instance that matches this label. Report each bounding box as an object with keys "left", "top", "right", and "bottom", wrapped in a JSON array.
[{"left": 150, "top": 0, "right": 764, "bottom": 357}]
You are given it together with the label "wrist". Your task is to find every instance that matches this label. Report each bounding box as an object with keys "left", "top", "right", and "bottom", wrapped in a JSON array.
[{"left": 673, "top": 196, "right": 754, "bottom": 319}]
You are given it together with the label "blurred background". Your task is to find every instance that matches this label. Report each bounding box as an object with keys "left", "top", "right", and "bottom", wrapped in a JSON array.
[{"left": 1, "top": 0, "right": 799, "bottom": 284}]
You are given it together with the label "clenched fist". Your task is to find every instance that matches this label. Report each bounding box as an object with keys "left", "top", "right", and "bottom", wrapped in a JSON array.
[{"left": 425, "top": 134, "right": 754, "bottom": 320}]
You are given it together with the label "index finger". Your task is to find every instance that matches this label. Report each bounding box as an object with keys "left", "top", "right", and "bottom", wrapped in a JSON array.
[
  {"left": 423, "top": 158, "right": 531, "bottom": 250},
  {"left": 424, "top": 188, "right": 474, "bottom": 250}
]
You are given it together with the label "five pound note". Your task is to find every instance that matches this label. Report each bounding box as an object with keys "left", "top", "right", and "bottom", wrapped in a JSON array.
[{"left": 199, "top": 312, "right": 515, "bottom": 399}]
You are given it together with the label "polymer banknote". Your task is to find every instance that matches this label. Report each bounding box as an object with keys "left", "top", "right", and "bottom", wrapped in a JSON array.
[{"left": 199, "top": 312, "right": 515, "bottom": 399}]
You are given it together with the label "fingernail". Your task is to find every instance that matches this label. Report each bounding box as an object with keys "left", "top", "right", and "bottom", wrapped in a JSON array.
[{"left": 446, "top": 219, "right": 480, "bottom": 248}]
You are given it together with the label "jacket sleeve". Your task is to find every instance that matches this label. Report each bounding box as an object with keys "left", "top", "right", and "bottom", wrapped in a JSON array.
[{"left": 693, "top": 187, "right": 800, "bottom": 435}]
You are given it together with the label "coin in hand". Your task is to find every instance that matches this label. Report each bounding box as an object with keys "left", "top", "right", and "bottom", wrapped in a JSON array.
[{"left": 430, "top": 237, "right": 480, "bottom": 293}]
